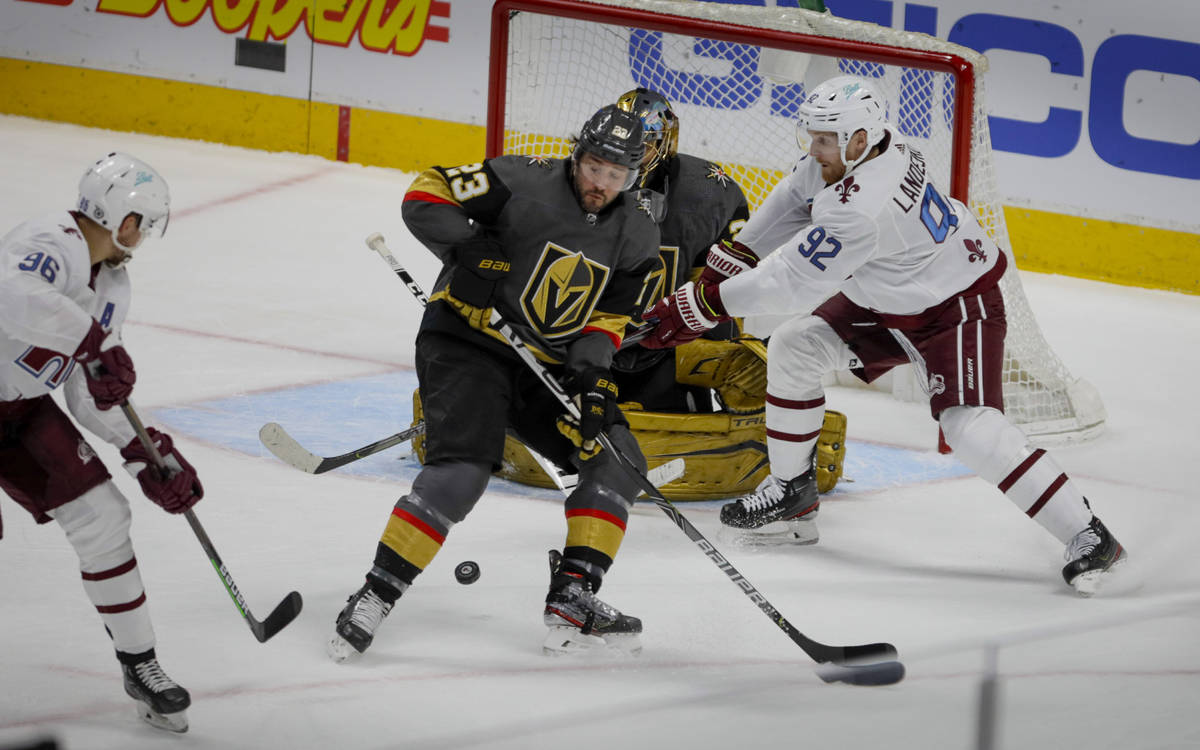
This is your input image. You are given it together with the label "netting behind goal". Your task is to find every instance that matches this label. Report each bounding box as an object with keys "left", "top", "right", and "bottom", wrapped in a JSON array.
[{"left": 488, "top": 0, "right": 1105, "bottom": 444}]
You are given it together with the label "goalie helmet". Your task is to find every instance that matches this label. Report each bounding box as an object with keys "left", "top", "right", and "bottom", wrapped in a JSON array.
[
  {"left": 77, "top": 152, "right": 170, "bottom": 257},
  {"left": 572, "top": 105, "right": 645, "bottom": 190},
  {"left": 795, "top": 75, "right": 888, "bottom": 177},
  {"left": 615, "top": 87, "right": 679, "bottom": 187}
]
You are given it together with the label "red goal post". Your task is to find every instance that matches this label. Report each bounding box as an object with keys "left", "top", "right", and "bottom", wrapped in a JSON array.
[{"left": 486, "top": 0, "right": 1106, "bottom": 445}]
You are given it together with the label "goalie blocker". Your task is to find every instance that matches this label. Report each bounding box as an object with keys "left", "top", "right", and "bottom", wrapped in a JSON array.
[{"left": 411, "top": 337, "right": 847, "bottom": 500}]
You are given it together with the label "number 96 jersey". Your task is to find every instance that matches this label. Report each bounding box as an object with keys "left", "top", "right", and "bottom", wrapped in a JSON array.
[
  {"left": 723, "top": 129, "right": 1005, "bottom": 320},
  {"left": 0, "top": 213, "right": 131, "bottom": 401}
]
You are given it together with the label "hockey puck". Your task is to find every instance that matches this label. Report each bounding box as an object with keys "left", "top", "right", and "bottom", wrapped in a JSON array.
[{"left": 454, "top": 560, "right": 480, "bottom": 585}]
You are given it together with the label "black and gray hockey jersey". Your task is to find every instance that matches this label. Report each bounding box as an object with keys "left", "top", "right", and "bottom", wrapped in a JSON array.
[{"left": 402, "top": 155, "right": 660, "bottom": 367}]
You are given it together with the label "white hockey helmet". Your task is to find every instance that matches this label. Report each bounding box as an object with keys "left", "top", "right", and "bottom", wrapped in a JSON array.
[
  {"left": 77, "top": 152, "right": 170, "bottom": 256},
  {"left": 796, "top": 75, "right": 888, "bottom": 176}
]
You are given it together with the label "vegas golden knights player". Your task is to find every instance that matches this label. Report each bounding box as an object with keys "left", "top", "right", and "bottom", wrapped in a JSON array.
[{"left": 329, "top": 106, "right": 660, "bottom": 660}]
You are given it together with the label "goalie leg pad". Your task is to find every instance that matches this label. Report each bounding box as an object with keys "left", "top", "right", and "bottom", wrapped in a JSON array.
[{"left": 816, "top": 409, "right": 847, "bottom": 494}]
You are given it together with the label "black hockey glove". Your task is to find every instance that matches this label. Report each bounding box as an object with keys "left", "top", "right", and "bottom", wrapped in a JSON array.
[
  {"left": 556, "top": 367, "right": 620, "bottom": 461},
  {"left": 449, "top": 234, "right": 509, "bottom": 309}
]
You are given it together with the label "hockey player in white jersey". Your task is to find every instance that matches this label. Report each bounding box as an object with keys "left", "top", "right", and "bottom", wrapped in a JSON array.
[
  {"left": 0, "top": 153, "right": 203, "bottom": 731},
  {"left": 644, "top": 76, "right": 1124, "bottom": 595}
]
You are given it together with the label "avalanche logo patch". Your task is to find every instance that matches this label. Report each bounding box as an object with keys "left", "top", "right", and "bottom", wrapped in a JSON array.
[
  {"left": 520, "top": 243, "right": 610, "bottom": 339},
  {"left": 928, "top": 373, "right": 946, "bottom": 396},
  {"left": 77, "top": 439, "right": 97, "bottom": 464}
]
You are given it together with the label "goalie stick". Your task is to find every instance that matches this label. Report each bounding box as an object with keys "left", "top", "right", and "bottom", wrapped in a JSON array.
[
  {"left": 366, "top": 233, "right": 904, "bottom": 685},
  {"left": 121, "top": 402, "right": 303, "bottom": 643},
  {"left": 259, "top": 418, "right": 684, "bottom": 493}
]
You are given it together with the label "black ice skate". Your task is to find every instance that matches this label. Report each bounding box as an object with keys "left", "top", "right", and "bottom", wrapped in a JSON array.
[
  {"left": 120, "top": 650, "right": 190, "bottom": 733},
  {"left": 719, "top": 469, "right": 820, "bottom": 544},
  {"left": 328, "top": 582, "right": 393, "bottom": 663},
  {"left": 543, "top": 569, "right": 642, "bottom": 656},
  {"left": 1062, "top": 516, "right": 1126, "bottom": 596}
]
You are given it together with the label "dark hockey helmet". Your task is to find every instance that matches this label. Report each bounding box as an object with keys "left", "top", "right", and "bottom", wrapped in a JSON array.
[
  {"left": 616, "top": 87, "right": 679, "bottom": 187},
  {"left": 572, "top": 104, "right": 645, "bottom": 189}
]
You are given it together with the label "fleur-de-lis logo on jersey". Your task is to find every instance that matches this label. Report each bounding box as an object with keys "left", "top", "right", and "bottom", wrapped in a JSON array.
[
  {"left": 526, "top": 155, "right": 552, "bottom": 169},
  {"left": 835, "top": 176, "right": 860, "bottom": 204},
  {"left": 964, "top": 238, "right": 988, "bottom": 263},
  {"left": 521, "top": 243, "right": 610, "bottom": 338},
  {"left": 705, "top": 164, "right": 731, "bottom": 187}
]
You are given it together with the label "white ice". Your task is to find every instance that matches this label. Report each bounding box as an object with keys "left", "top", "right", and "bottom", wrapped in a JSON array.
[{"left": 1, "top": 116, "right": 1198, "bottom": 750}]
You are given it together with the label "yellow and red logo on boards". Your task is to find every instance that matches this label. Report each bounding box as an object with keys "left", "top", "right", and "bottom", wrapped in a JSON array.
[{"left": 17, "top": 0, "right": 450, "bottom": 55}]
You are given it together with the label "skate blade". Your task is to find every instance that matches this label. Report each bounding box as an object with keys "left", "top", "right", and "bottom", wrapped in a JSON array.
[
  {"left": 718, "top": 519, "right": 819, "bottom": 547},
  {"left": 133, "top": 701, "right": 188, "bottom": 733},
  {"left": 1070, "top": 552, "right": 1129, "bottom": 597},
  {"left": 542, "top": 626, "right": 642, "bottom": 657},
  {"left": 327, "top": 633, "right": 363, "bottom": 663}
]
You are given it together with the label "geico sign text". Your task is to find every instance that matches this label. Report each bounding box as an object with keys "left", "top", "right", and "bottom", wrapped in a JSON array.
[{"left": 636, "top": 1, "right": 1198, "bottom": 180}]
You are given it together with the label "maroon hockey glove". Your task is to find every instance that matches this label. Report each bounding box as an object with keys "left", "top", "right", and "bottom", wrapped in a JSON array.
[
  {"left": 449, "top": 234, "right": 509, "bottom": 309},
  {"left": 120, "top": 429, "right": 204, "bottom": 514},
  {"left": 73, "top": 320, "right": 135, "bottom": 410},
  {"left": 642, "top": 281, "right": 729, "bottom": 349},
  {"left": 698, "top": 239, "right": 759, "bottom": 286}
]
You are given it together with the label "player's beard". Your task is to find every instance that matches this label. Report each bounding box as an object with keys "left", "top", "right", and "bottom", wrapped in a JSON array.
[{"left": 580, "top": 189, "right": 610, "bottom": 213}]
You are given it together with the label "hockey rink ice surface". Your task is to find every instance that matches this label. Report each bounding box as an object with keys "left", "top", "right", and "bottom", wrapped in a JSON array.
[{"left": 1, "top": 116, "right": 1198, "bottom": 750}]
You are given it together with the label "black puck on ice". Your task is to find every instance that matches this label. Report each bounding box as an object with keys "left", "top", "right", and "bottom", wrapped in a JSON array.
[{"left": 454, "top": 560, "right": 480, "bottom": 585}]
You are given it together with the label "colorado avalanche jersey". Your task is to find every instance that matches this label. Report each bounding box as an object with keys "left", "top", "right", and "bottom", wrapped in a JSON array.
[
  {"left": 0, "top": 212, "right": 134, "bottom": 443},
  {"left": 723, "top": 129, "right": 1004, "bottom": 318}
]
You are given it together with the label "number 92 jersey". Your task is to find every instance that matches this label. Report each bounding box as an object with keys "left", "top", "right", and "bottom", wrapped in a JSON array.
[
  {"left": 0, "top": 213, "right": 131, "bottom": 401},
  {"left": 724, "top": 129, "right": 1005, "bottom": 319}
]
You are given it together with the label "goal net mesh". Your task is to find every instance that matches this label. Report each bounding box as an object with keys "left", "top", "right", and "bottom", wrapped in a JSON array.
[{"left": 491, "top": 0, "right": 1105, "bottom": 443}]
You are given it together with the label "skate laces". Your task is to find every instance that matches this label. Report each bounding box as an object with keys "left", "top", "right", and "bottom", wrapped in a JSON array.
[
  {"left": 134, "top": 659, "right": 178, "bottom": 694},
  {"left": 1065, "top": 522, "right": 1102, "bottom": 561},
  {"left": 351, "top": 588, "right": 392, "bottom": 630},
  {"left": 740, "top": 476, "right": 786, "bottom": 512}
]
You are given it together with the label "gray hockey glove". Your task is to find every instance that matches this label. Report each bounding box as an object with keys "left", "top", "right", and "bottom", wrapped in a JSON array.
[{"left": 449, "top": 234, "right": 509, "bottom": 309}]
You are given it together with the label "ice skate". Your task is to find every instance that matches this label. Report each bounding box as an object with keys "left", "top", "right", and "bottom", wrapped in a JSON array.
[
  {"left": 1063, "top": 517, "right": 1126, "bottom": 596},
  {"left": 328, "top": 582, "right": 393, "bottom": 663},
  {"left": 719, "top": 470, "right": 819, "bottom": 545},
  {"left": 543, "top": 568, "right": 642, "bottom": 656},
  {"left": 121, "top": 653, "right": 190, "bottom": 733}
]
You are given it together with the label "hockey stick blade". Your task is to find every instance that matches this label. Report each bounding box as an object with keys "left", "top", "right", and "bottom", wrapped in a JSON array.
[
  {"left": 815, "top": 659, "right": 906, "bottom": 687},
  {"left": 259, "top": 421, "right": 425, "bottom": 474},
  {"left": 248, "top": 590, "right": 304, "bottom": 643}
]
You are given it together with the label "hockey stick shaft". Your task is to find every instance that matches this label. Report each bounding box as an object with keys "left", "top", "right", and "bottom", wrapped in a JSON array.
[
  {"left": 120, "top": 402, "right": 303, "bottom": 643},
  {"left": 259, "top": 421, "right": 426, "bottom": 474},
  {"left": 365, "top": 234, "right": 901, "bottom": 683}
]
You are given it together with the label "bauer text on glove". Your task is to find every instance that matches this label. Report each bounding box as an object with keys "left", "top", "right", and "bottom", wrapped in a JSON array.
[
  {"left": 448, "top": 233, "right": 509, "bottom": 309},
  {"left": 556, "top": 367, "right": 620, "bottom": 460}
]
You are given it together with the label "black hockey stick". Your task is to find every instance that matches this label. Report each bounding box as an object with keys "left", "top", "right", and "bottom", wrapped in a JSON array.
[
  {"left": 366, "top": 233, "right": 903, "bottom": 685},
  {"left": 259, "top": 420, "right": 426, "bottom": 474},
  {"left": 120, "top": 402, "right": 303, "bottom": 643}
]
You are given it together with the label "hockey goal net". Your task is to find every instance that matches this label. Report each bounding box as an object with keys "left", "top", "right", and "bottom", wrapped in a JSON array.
[{"left": 487, "top": 0, "right": 1106, "bottom": 444}]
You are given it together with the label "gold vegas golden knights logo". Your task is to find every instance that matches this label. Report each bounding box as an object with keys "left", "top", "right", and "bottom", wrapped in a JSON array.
[
  {"left": 521, "top": 244, "right": 611, "bottom": 338},
  {"left": 635, "top": 246, "right": 680, "bottom": 314}
]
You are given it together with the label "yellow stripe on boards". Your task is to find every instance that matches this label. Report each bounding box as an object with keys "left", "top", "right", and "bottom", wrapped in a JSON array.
[{"left": 1004, "top": 206, "right": 1199, "bottom": 295}]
